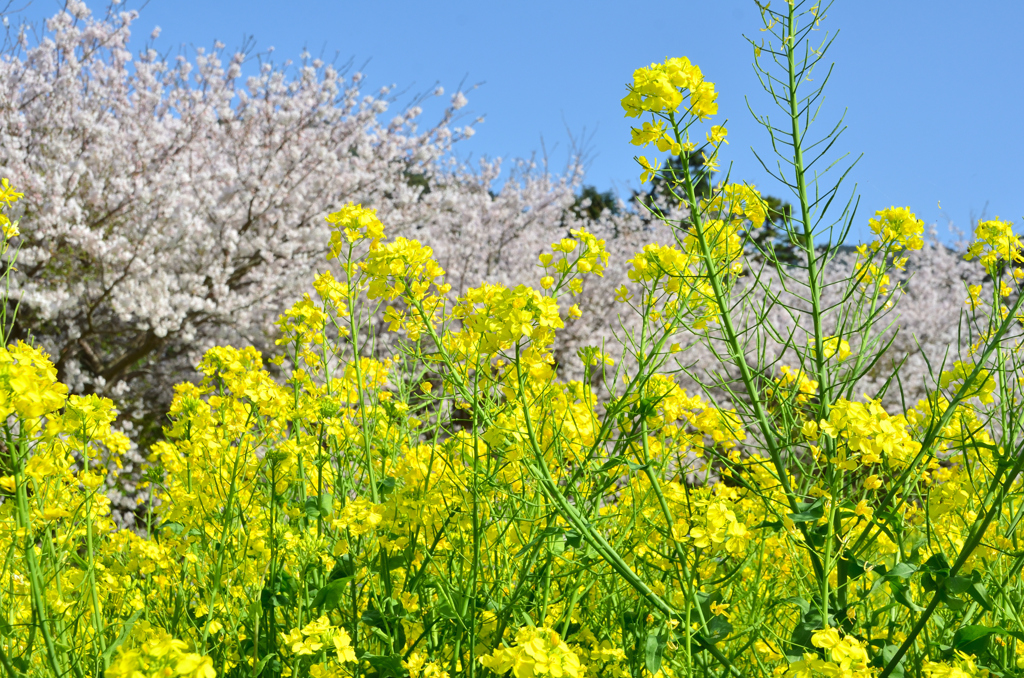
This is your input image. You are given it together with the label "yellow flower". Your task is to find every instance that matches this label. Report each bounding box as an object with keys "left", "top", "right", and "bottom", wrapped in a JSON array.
[
  {"left": 107, "top": 627, "right": 217, "bottom": 678},
  {"left": 754, "top": 640, "right": 784, "bottom": 662},
  {"left": 174, "top": 654, "right": 217, "bottom": 678},
  {"left": 965, "top": 217, "right": 1022, "bottom": 274},
  {"left": 0, "top": 178, "right": 23, "bottom": 207},
  {"left": 479, "top": 627, "right": 583, "bottom": 678},
  {"left": 1, "top": 217, "right": 19, "bottom": 239},
  {"left": 863, "top": 474, "right": 882, "bottom": 490},
  {"left": 361, "top": 236, "right": 446, "bottom": 301},
  {"left": 923, "top": 650, "right": 986, "bottom": 677},
  {"left": 630, "top": 120, "right": 668, "bottom": 146},
  {"left": 578, "top": 347, "right": 614, "bottom": 367},
  {"left": 42, "top": 507, "right": 70, "bottom": 520},
  {"left": 655, "top": 131, "right": 682, "bottom": 155},
  {"left": 965, "top": 284, "right": 983, "bottom": 310},
  {"left": 709, "top": 601, "right": 731, "bottom": 619},
  {"left": 939, "top": 360, "right": 996, "bottom": 404},
  {"left": 638, "top": 155, "right": 662, "bottom": 184},
  {"left": 326, "top": 202, "right": 385, "bottom": 253},
  {"left": 707, "top": 125, "right": 728, "bottom": 146},
  {"left": 868, "top": 206, "right": 925, "bottom": 252},
  {"left": 448, "top": 283, "right": 564, "bottom": 355},
  {"left": 809, "top": 335, "right": 852, "bottom": 361}
]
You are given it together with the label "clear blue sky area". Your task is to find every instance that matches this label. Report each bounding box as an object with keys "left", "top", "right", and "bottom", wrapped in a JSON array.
[{"left": 12, "top": 0, "right": 1024, "bottom": 246}]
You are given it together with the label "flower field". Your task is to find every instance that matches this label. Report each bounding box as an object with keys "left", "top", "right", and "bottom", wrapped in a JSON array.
[{"left": 0, "top": 2, "right": 1023, "bottom": 678}]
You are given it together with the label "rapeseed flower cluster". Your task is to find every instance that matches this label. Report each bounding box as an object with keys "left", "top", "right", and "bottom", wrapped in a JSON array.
[
  {"left": 543, "top": 229, "right": 609, "bottom": 277},
  {"left": 812, "top": 335, "right": 852, "bottom": 362},
  {"left": 704, "top": 183, "right": 768, "bottom": 229},
  {"left": 938, "top": 361, "right": 996, "bottom": 404},
  {"left": 621, "top": 57, "right": 718, "bottom": 121},
  {"left": 625, "top": 243, "right": 725, "bottom": 329},
  {"left": 105, "top": 624, "right": 217, "bottom": 678},
  {"left": 819, "top": 398, "right": 922, "bottom": 469},
  {"left": 784, "top": 627, "right": 873, "bottom": 678},
  {"left": 326, "top": 202, "right": 385, "bottom": 253},
  {"left": 965, "top": 218, "right": 1022, "bottom": 275},
  {"left": 362, "top": 237, "right": 448, "bottom": 302},
  {"left": 867, "top": 206, "right": 925, "bottom": 256},
  {"left": 479, "top": 627, "right": 584, "bottom": 678},
  {"left": 449, "top": 283, "right": 564, "bottom": 356},
  {"left": 853, "top": 207, "right": 926, "bottom": 297},
  {"left": 622, "top": 56, "right": 719, "bottom": 183},
  {"left": 0, "top": 177, "right": 23, "bottom": 238}
]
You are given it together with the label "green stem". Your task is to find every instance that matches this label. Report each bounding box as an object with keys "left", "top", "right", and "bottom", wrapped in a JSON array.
[
  {"left": 512, "top": 348, "right": 741, "bottom": 678},
  {"left": 879, "top": 441, "right": 1024, "bottom": 677},
  {"left": 10, "top": 434, "right": 67, "bottom": 677}
]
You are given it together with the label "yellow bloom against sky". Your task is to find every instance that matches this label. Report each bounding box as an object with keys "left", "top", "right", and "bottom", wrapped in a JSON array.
[{"left": 13, "top": 0, "right": 1024, "bottom": 244}]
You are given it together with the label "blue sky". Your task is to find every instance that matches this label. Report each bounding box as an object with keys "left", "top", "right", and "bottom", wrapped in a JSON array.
[{"left": 14, "top": 0, "right": 1024, "bottom": 245}]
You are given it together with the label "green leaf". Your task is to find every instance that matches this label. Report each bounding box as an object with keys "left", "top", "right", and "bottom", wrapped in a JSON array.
[
  {"left": 787, "top": 604, "right": 824, "bottom": 661},
  {"left": 884, "top": 562, "right": 918, "bottom": 580},
  {"left": 869, "top": 562, "right": 916, "bottom": 596},
  {"left": 260, "top": 571, "right": 297, "bottom": 609},
  {"left": 921, "top": 553, "right": 951, "bottom": 592},
  {"left": 376, "top": 477, "right": 398, "bottom": 497},
  {"left": 840, "top": 556, "right": 872, "bottom": 581},
  {"left": 432, "top": 586, "right": 468, "bottom": 629},
  {"left": 967, "top": 580, "right": 993, "bottom": 612},
  {"left": 310, "top": 578, "right": 352, "bottom": 610},
  {"left": 947, "top": 571, "right": 994, "bottom": 612},
  {"left": 513, "top": 526, "right": 568, "bottom": 558},
  {"left": 782, "top": 596, "right": 811, "bottom": 615},
  {"left": 944, "top": 576, "right": 972, "bottom": 595},
  {"left": 645, "top": 629, "right": 670, "bottom": 676},
  {"left": 329, "top": 554, "right": 356, "bottom": 581},
  {"left": 953, "top": 626, "right": 996, "bottom": 657},
  {"left": 253, "top": 653, "right": 277, "bottom": 676},
  {"left": 694, "top": 590, "right": 724, "bottom": 620},
  {"left": 953, "top": 625, "right": 1024, "bottom": 658},
  {"left": 362, "top": 653, "right": 408, "bottom": 678},
  {"left": 705, "top": 616, "right": 733, "bottom": 642},
  {"left": 303, "top": 493, "right": 334, "bottom": 519},
  {"left": 890, "top": 582, "right": 924, "bottom": 612},
  {"left": 943, "top": 594, "right": 966, "bottom": 612},
  {"left": 372, "top": 544, "right": 417, "bottom": 574},
  {"left": 361, "top": 606, "right": 386, "bottom": 627},
  {"left": 361, "top": 599, "right": 408, "bottom": 650},
  {"left": 871, "top": 644, "right": 906, "bottom": 678},
  {"left": 596, "top": 457, "right": 625, "bottom": 473},
  {"left": 100, "top": 609, "right": 142, "bottom": 666},
  {"left": 787, "top": 498, "right": 825, "bottom": 523}
]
